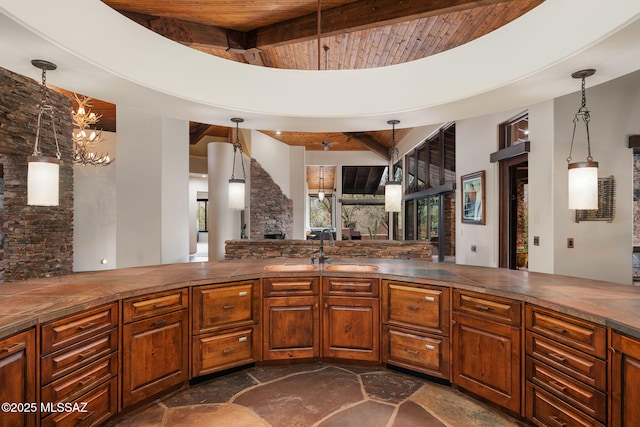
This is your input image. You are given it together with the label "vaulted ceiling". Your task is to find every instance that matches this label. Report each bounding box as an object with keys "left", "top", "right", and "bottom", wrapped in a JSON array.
[{"left": 84, "top": 0, "right": 544, "bottom": 155}]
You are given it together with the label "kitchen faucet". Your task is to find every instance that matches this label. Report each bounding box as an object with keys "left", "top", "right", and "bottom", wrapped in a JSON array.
[{"left": 312, "top": 228, "right": 334, "bottom": 264}]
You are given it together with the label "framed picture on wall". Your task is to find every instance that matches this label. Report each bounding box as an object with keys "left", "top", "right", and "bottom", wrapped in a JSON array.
[{"left": 461, "top": 171, "right": 485, "bottom": 224}]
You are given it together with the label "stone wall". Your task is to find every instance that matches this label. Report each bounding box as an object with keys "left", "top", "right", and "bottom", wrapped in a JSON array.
[
  {"left": 250, "top": 159, "right": 293, "bottom": 239},
  {"left": 0, "top": 66, "right": 74, "bottom": 281},
  {"left": 225, "top": 239, "right": 432, "bottom": 261}
]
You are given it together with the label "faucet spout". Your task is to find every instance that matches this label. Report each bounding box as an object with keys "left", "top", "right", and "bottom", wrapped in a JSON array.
[{"left": 319, "top": 229, "right": 333, "bottom": 264}]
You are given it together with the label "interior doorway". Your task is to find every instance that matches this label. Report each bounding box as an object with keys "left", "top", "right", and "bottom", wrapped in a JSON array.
[{"left": 499, "top": 156, "right": 528, "bottom": 270}]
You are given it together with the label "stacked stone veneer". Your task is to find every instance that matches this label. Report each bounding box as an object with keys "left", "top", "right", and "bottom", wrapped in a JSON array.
[
  {"left": 225, "top": 239, "right": 432, "bottom": 261},
  {"left": 0, "top": 66, "right": 74, "bottom": 281},
  {"left": 250, "top": 158, "right": 293, "bottom": 239}
]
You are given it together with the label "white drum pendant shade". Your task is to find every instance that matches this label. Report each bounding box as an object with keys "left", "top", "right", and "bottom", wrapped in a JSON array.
[
  {"left": 228, "top": 178, "right": 245, "bottom": 210},
  {"left": 568, "top": 161, "right": 598, "bottom": 210},
  {"left": 28, "top": 156, "right": 59, "bottom": 206},
  {"left": 385, "top": 181, "right": 402, "bottom": 212}
]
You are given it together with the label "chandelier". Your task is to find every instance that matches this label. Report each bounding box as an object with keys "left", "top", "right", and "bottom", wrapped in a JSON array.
[
  {"left": 72, "top": 94, "right": 112, "bottom": 166},
  {"left": 228, "top": 118, "right": 247, "bottom": 210},
  {"left": 385, "top": 119, "right": 402, "bottom": 212}
]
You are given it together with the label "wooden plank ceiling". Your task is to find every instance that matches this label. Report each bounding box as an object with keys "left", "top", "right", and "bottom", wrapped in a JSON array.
[{"left": 82, "top": 0, "right": 544, "bottom": 153}]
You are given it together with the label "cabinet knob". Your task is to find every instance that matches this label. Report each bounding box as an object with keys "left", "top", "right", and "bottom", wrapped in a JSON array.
[
  {"left": 608, "top": 346, "right": 617, "bottom": 354},
  {"left": 425, "top": 345, "right": 435, "bottom": 351},
  {"left": 424, "top": 296, "right": 435, "bottom": 302}
]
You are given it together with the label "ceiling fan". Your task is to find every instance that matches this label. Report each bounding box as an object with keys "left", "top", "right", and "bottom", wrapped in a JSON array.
[{"left": 315, "top": 139, "right": 338, "bottom": 151}]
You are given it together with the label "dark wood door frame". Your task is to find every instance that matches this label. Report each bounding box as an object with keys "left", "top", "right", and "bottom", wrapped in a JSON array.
[{"left": 498, "top": 154, "right": 528, "bottom": 269}]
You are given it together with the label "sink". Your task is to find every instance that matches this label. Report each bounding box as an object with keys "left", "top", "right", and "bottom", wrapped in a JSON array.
[
  {"left": 324, "top": 264, "right": 379, "bottom": 272},
  {"left": 264, "top": 264, "right": 319, "bottom": 272}
]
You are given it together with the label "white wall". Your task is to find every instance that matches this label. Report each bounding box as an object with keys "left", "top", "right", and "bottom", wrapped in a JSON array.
[{"left": 73, "top": 131, "right": 117, "bottom": 272}]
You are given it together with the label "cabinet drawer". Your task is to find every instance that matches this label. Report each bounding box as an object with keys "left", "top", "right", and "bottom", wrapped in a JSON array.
[
  {"left": 526, "top": 332, "right": 606, "bottom": 391},
  {"left": 323, "top": 277, "right": 378, "bottom": 297},
  {"left": 41, "top": 329, "right": 118, "bottom": 385},
  {"left": 193, "top": 281, "right": 258, "bottom": 334},
  {"left": 383, "top": 326, "right": 449, "bottom": 380},
  {"left": 123, "top": 288, "right": 188, "bottom": 323},
  {"left": 192, "top": 326, "right": 256, "bottom": 377},
  {"left": 526, "top": 356, "right": 605, "bottom": 423},
  {"left": 525, "top": 382, "right": 605, "bottom": 427},
  {"left": 384, "top": 282, "right": 449, "bottom": 335},
  {"left": 41, "top": 352, "right": 118, "bottom": 415},
  {"left": 263, "top": 277, "right": 318, "bottom": 296},
  {"left": 41, "top": 303, "right": 118, "bottom": 355},
  {"left": 526, "top": 305, "right": 606, "bottom": 359},
  {"left": 41, "top": 376, "right": 118, "bottom": 427},
  {"left": 453, "top": 290, "right": 521, "bottom": 326}
]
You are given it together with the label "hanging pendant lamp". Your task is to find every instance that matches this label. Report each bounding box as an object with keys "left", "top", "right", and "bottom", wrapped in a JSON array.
[
  {"left": 318, "top": 165, "right": 325, "bottom": 201},
  {"left": 28, "top": 59, "right": 61, "bottom": 207},
  {"left": 228, "top": 118, "right": 246, "bottom": 210},
  {"left": 385, "top": 120, "right": 402, "bottom": 212},
  {"left": 566, "top": 69, "right": 598, "bottom": 210}
]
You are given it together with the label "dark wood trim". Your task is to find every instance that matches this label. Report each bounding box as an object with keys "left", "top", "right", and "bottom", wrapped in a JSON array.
[
  {"left": 403, "top": 182, "right": 455, "bottom": 201},
  {"left": 629, "top": 135, "right": 640, "bottom": 148},
  {"left": 498, "top": 154, "right": 528, "bottom": 269},
  {"left": 343, "top": 132, "right": 389, "bottom": 160},
  {"left": 490, "top": 141, "right": 530, "bottom": 163}
]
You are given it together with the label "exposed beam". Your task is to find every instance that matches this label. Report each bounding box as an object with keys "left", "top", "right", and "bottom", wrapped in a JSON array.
[
  {"left": 344, "top": 132, "right": 389, "bottom": 160},
  {"left": 190, "top": 123, "right": 215, "bottom": 145}
]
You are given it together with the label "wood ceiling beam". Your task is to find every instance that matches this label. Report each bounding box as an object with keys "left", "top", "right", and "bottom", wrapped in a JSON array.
[
  {"left": 190, "top": 123, "right": 216, "bottom": 145},
  {"left": 344, "top": 132, "right": 390, "bottom": 160},
  {"left": 254, "top": 0, "right": 512, "bottom": 48}
]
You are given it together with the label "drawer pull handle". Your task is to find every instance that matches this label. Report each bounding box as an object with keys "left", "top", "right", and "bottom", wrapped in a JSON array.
[
  {"left": 548, "top": 380, "right": 567, "bottom": 392},
  {"left": 548, "top": 325, "right": 566, "bottom": 334},
  {"left": 153, "top": 302, "right": 174, "bottom": 309},
  {"left": 424, "top": 296, "right": 435, "bottom": 302},
  {"left": 223, "top": 347, "right": 236, "bottom": 354},
  {"left": 425, "top": 345, "right": 435, "bottom": 351},
  {"left": 77, "top": 322, "right": 96, "bottom": 331},
  {"left": 407, "top": 305, "right": 419, "bottom": 311},
  {"left": 474, "top": 304, "right": 491, "bottom": 311},
  {"left": 345, "top": 287, "right": 358, "bottom": 292},
  {"left": 549, "top": 415, "right": 567, "bottom": 427},
  {"left": 238, "top": 336, "right": 248, "bottom": 343},
  {"left": 405, "top": 349, "right": 419, "bottom": 355},
  {"left": 77, "top": 376, "right": 97, "bottom": 388},
  {"left": 239, "top": 291, "right": 248, "bottom": 297},
  {"left": 79, "top": 349, "right": 97, "bottom": 359},
  {"left": 151, "top": 319, "right": 168, "bottom": 328},
  {"left": 223, "top": 304, "right": 235, "bottom": 310},
  {"left": 548, "top": 352, "right": 567, "bottom": 363},
  {"left": 1, "top": 342, "right": 26, "bottom": 354}
]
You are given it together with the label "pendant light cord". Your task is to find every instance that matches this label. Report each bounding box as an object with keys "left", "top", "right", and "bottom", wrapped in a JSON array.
[
  {"left": 567, "top": 75, "right": 593, "bottom": 164},
  {"left": 231, "top": 120, "right": 246, "bottom": 180},
  {"left": 33, "top": 67, "right": 61, "bottom": 160}
]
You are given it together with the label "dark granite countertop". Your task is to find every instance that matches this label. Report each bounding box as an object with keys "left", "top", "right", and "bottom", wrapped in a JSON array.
[{"left": 1, "top": 258, "right": 639, "bottom": 340}]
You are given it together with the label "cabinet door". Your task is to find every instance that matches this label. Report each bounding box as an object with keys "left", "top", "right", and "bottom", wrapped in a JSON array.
[
  {"left": 263, "top": 296, "right": 319, "bottom": 360},
  {"left": 452, "top": 312, "right": 521, "bottom": 413},
  {"left": 0, "top": 329, "right": 36, "bottom": 427},
  {"left": 122, "top": 310, "right": 188, "bottom": 407},
  {"left": 610, "top": 331, "right": 640, "bottom": 426},
  {"left": 323, "top": 296, "right": 380, "bottom": 362}
]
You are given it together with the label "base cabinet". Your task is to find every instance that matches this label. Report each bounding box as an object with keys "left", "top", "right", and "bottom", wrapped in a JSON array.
[
  {"left": 452, "top": 290, "right": 521, "bottom": 414},
  {"left": 610, "top": 331, "right": 640, "bottom": 426},
  {"left": 122, "top": 289, "right": 188, "bottom": 407},
  {"left": 263, "top": 296, "right": 320, "bottom": 360},
  {"left": 0, "top": 329, "right": 36, "bottom": 427}
]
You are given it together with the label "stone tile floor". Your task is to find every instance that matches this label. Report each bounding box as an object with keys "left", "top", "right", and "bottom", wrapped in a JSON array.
[{"left": 107, "top": 363, "right": 527, "bottom": 426}]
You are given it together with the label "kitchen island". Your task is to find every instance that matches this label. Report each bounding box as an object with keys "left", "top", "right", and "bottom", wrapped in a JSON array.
[{"left": 0, "top": 258, "right": 638, "bottom": 426}]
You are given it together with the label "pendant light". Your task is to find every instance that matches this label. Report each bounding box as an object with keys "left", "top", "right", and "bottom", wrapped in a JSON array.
[
  {"left": 567, "top": 69, "right": 598, "bottom": 210},
  {"left": 385, "top": 120, "right": 402, "bottom": 212},
  {"left": 318, "top": 165, "right": 325, "bottom": 201},
  {"left": 28, "top": 59, "right": 61, "bottom": 206},
  {"left": 228, "top": 118, "right": 246, "bottom": 210}
]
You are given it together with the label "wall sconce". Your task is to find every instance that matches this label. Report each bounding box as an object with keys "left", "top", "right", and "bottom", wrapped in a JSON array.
[
  {"left": 318, "top": 165, "right": 325, "bottom": 201},
  {"left": 28, "top": 59, "right": 61, "bottom": 206},
  {"left": 567, "top": 69, "right": 598, "bottom": 210},
  {"left": 385, "top": 119, "right": 402, "bottom": 212},
  {"left": 228, "top": 118, "right": 246, "bottom": 210}
]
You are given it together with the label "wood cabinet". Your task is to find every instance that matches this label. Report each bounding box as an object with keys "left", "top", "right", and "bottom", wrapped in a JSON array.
[
  {"left": 192, "top": 280, "right": 260, "bottom": 377},
  {"left": 40, "top": 303, "right": 119, "bottom": 425},
  {"left": 0, "top": 329, "right": 36, "bottom": 427},
  {"left": 322, "top": 277, "right": 379, "bottom": 361},
  {"left": 525, "top": 304, "right": 607, "bottom": 426},
  {"left": 381, "top": 281, "right": 450, "bottom": 379},
  {"left": 263, "top": 276, "right": 320, "bottom": 360},
  {"left": 609, "top": 330, "right": 640, "bottom": 426},
  {"left": 452, "top": 290, "right": 522, "bottom": 414},
  {"left": 122, "top": 289, "right": 188, "bottom": 407}
]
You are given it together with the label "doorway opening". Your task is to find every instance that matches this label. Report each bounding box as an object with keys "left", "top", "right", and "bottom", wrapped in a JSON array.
[{"left": 499, "top": 157, "right": 528, "bottom": 270}]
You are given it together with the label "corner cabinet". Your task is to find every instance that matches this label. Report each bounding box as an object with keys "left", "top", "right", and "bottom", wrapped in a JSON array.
[
  {"left": 122, "top": 289, "right": 189, "bottom": 407},
  {"left": 262, "top": 276, "right": 320, "bottom": 360},
  {"left": 381, "top": 280, "right": 450, "bottom": 380},
  {"left": 192, "top": 280, "right": 260, "bottom": 377},
  {"left": 610, "top": 330, "right": 640, "bottom": 426},
  {"left": 452, "top": 290, "right": 522, "bottom": 414},
  {"left": 322, "top": 277, "right": 380, "bottom": 362},
  {"left": 0, "top": 329, "right": 36, "bottom": 427}
]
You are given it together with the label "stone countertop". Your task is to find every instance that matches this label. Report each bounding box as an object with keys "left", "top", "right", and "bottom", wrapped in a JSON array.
[{"left": 1, "top": 258, "right": 639, "bottom": 340}]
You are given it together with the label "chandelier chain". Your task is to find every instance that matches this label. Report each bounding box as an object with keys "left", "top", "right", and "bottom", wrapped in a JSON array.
[
  {"left": 33, "top": 67, "right": 61, "bottom": 160},
  {"left": 567, "top": 74, "right": 593, "bottom": 164}
]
